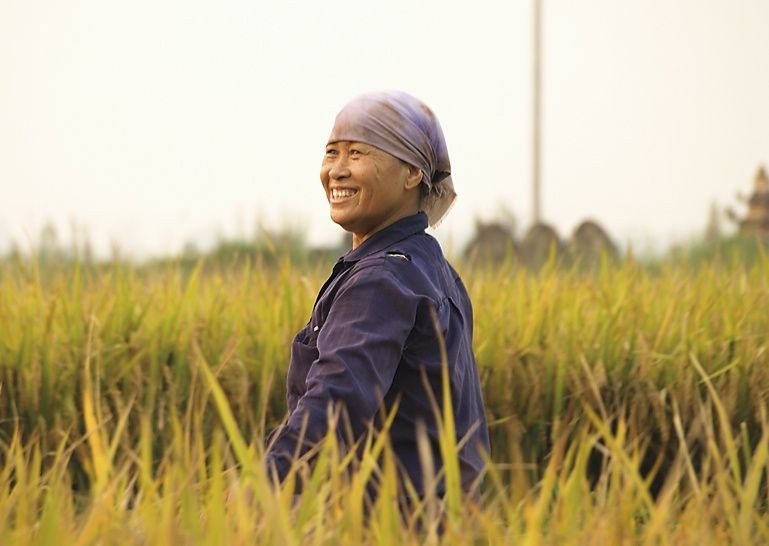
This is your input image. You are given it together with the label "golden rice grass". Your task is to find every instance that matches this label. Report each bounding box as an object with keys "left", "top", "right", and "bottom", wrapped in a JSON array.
[{"left": 0, "top": 251, "right": 768, "bottom": 543}]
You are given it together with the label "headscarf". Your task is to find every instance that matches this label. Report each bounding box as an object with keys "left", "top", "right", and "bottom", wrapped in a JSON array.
[{"left": 327, "top": 91, "right": 456, "bottom": 227}]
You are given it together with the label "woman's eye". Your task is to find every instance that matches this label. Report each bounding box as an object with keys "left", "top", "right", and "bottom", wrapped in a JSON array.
[
  {"left": 349, "top": 148, "right": 362, "bottom": 156},
  {"left": 325, "top": 148, "right": 338, "bottom": 156}
]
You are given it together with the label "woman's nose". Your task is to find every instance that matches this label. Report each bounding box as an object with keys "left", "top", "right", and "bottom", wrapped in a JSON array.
[{"left": 328, "top": 157, "right": 351, "bottom": 179}]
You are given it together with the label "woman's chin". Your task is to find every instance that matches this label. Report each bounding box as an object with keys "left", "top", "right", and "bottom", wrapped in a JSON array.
[{"left": 330, "top": 210, "right": 354, "bottom": 231}]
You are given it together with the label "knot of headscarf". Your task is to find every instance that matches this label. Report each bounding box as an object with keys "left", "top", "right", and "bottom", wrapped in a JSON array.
[{"left": 327, "top": 91, "right": 456, "bottom": 227}]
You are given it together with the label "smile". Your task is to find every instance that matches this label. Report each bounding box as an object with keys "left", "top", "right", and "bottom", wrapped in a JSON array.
[{"left": 330, "top": 188, "right": 358, "bottom": 203}]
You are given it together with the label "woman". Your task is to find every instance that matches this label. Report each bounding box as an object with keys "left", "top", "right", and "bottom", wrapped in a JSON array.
[{"left": 265, "top": 91, "right": 489, "bottom": 500}]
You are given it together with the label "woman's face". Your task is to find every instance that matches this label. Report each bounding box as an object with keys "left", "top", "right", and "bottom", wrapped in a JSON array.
[{"left": 321, "top": 141, "right": 421, "bottom": 246}]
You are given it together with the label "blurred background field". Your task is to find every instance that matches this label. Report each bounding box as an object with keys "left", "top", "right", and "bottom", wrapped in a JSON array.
[{"left": 1, "top": 235, "right": 768, "bottom": 543}]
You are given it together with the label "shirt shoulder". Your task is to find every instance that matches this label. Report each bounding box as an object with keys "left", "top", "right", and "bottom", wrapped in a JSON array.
[{"left": 348, "top": 231, "right": 449, "bottom": 301}]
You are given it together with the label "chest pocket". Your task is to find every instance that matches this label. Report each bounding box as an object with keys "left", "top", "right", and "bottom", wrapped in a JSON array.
[{"left": 286, "top": 324, "right": 320, "bottom": 411}]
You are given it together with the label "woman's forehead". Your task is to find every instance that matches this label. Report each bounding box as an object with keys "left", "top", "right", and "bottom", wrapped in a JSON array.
[
  {"left": 325, "top": 141, "right": 409, "bottom": 166},
  {"left": 326, "top": 141, "right": 378, "bottom": 151}
]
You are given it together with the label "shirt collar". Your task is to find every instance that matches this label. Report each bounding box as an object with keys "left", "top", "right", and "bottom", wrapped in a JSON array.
[{"left": 341, "top": 212, "right": 428, "bottom": 263}]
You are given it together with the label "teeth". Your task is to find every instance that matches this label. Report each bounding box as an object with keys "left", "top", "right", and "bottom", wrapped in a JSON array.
[{"left": 331, "top": 188, "right": 356, "bottom": 199}]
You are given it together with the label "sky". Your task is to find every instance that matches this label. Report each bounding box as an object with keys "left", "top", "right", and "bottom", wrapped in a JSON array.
[{"left": 2, "top": 0, "right": 768, "bottom": 260}]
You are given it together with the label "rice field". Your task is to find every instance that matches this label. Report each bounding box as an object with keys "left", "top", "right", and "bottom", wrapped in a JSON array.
[{"left": 0, "top": 251, "right": 768, "bottom": 544}]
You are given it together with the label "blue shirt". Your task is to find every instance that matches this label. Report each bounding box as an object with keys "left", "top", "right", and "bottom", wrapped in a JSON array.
[{"left": 266, "top": 212, "right": 490, "bottom": 495}]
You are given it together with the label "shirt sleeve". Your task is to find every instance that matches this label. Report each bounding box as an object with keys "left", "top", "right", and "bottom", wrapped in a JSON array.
[{"left": 265, "top": 261, "right": 420, "bottom": 481}]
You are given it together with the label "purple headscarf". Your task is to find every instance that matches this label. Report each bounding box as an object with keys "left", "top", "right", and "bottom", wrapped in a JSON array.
[{"left": 327, "top": 91, "right": 457, "bottom": 227}]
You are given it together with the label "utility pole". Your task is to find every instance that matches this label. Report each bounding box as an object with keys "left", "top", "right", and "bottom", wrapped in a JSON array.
[{"left": 532, "top": 0, "right": 543, "bottom": 225}]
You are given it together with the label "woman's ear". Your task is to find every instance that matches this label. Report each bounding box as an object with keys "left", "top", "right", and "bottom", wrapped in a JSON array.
[{"left": 404, "top": 165, "right": 423, "bottom": 190}]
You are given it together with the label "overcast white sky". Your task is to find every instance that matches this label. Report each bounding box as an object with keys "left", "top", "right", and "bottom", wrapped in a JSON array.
[{"left": 2, "top": 0, "right": 768, "bottom": 260}]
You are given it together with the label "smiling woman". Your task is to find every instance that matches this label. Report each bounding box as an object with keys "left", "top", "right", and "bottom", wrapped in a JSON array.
[
  {"left": 265, "top": 91, "right": 490, "bottom": 505},
  {"left": 322, "top": 141, "right": 422, "bottom": 248}
]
